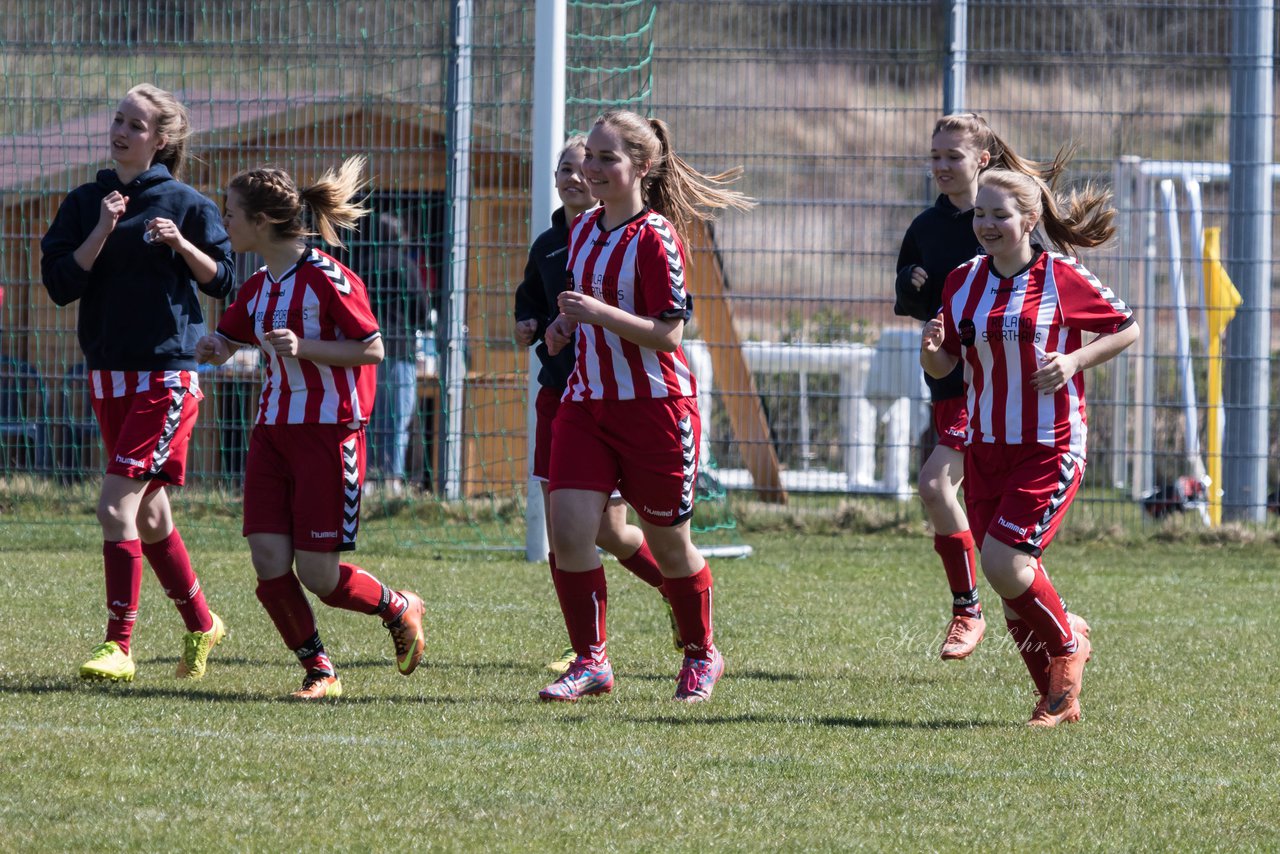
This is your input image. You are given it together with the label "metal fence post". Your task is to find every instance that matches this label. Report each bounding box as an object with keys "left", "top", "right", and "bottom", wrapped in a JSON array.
[{"left": 1224, "top": 0, "right": 1274, "bottom": 522}]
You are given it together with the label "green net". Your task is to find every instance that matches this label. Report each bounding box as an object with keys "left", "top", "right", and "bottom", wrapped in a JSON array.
[{"left": 565, "top": 0, "right": 655, "bottom": 131}]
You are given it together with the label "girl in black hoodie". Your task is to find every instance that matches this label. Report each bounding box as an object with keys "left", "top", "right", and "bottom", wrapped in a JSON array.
[
  {"left": 894, "top": 113, "right": 1063, "bottom": 665},
  {"left": 41, "top": 84, "right": 234, "bottom": 685},
  {"left": 513, "top": 134, "right": 678, "bottom": 675}
]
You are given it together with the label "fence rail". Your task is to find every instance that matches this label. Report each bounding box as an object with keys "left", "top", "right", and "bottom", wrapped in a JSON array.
[{"left": 2, "top": 0, "right": 1278, "bottom": 544}]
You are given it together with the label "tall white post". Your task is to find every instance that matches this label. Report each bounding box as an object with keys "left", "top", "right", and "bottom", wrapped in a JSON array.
[
  {"left": 526, "top": 0, "right": 566, "bottom": 560},
  {"left": 442, "top": 0, "right": 474, "bottom": 501},
  {"left": 942, "top": 0, "right": 967, "bottom": 114},
  {"left": 1109, "top": 156, "right": 1140, "bottom": 491}
]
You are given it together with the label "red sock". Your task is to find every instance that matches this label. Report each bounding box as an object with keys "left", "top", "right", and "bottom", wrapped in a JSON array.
[
  {"left": 103, "top": 539, "right": 143, "bottom": 654},
  {"left": 551, "top": 566, "right": 607, "bottom": 661},
  {"left": 256, "top": 574, "right": 331, "bottom": 671},
  {"left": 1002, "top": 563, "right": 1077, "bottom": 658},
  {"left": 1005, "top": 617, "right": 1051, "bottom": 696},
  {"left": 141, "top": 528, "right": 213, "bottom": 633},
  {"left": 617, "top": 541, "right": 664, "bottom": 589},
  {"left": 319, "top": 562, "right": 406, "bottom": 620},
  {"left": 934, "top": 531, "right": 980, "bottom": 617},
  {"left": 663, "top": 564, "right": 714, "bottom": 658}
]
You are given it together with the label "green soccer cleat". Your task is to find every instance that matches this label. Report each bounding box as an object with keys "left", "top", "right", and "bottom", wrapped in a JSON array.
[
  {"left": 79, "top": 641, "right": 136, "bottom": 683},
  {"left": 176, "top": 612, "right": 227, "bottom": 680},
  {"left": 545, "top": 646, "right": 576, "bottom": 675}
]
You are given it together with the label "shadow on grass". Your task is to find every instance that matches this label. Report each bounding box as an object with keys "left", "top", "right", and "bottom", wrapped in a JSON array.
[
  {"left": 623, "top": 668, "right": 804, "bottom": 683},
  {"left": 0, "top": 674, "right": 484, "bottom": 706},
  {"left": 613, "top": 713, "right": 997, "bottom": 730},
  {"left": 816, "top": 715, "right": 997, "bottom": 730},
  {"left": 418, "top": 659, "right": 535, "bottom": 674},
  {"left": 136, "top": 654, "right": 278, "bottom": 668}
]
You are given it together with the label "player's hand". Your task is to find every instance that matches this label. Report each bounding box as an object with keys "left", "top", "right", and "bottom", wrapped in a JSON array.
[
  {"left": 910, "top": 266, "right": 927, "bottom": 290},
  {"left": 1031, "top": 351, "right": 1080, "bottom": 393},
  {"left": 921, "top": 317, "right": 945, "bottom": 354},
  {"left": 195, "top": 334, "right": 224, "bottom": 364},
  {"left": 97, "top": 191, "right": 129, "bottom": 233},
  {"left": 263, "top": 328, "right": 301, "bottom": 357},
  {"left": 545, "top": 315, "right": 577, "bottom": 356},
  {"left": 557, "top": 291, "right": 605, "bottom": 324},
  {"left": 143, "top": 216, "right": 186, "bottom": 250},
  {"left": 514, "top": 318, "right": 538, "bottom": 347}
]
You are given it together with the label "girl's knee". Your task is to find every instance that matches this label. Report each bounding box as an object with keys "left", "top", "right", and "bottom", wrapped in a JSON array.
[
  {"left": 918, "top": 475, "right": 944, "bottom": 507},
  {"left": 918, "top": 471, "right": 960, "bottom": 508}
]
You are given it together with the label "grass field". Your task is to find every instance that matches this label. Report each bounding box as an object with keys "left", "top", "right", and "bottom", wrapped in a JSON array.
[{"left": 1, "top": 515, "right": 1278, "bottom": 852}]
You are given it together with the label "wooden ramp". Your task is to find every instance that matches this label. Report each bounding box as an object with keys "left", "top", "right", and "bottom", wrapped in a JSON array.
[{"left": 684, "top": 219, "right": 787, "bottom": 504}]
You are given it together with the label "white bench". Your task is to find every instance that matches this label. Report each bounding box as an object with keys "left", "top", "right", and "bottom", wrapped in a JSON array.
[{"left": 684, "top": 328, "right": 929, "bottom": 499}]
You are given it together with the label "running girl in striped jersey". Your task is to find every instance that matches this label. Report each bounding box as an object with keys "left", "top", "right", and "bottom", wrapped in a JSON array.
[
  {"left": 195, "top": 157, "right": 425, "bottom": 700},
  {"left": 513, "top": 134, "right": 681, "bottom": 676},
  {"left": 41, "top": 84, "right": 234, "bottom": 684},
  {"left": 894, "top": 113, "right": 1066, "bottom": 661},
  {"left": 538, "top": 110, "right": 754, "bottom": 703},
  {"left": 921, "top": 165, "right": 1139, "bottom": 727}
]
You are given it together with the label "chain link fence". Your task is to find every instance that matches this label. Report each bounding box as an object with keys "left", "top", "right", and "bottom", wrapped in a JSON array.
[{"left": 1, "top": 0, "right": 1275, "bottom": 546}]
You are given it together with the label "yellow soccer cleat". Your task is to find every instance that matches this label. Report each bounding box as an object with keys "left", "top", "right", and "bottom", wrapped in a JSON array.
[
  {"left": 79, "top": 641, "right": 136, "bottom": 683},
  {"left": 545, "top": 645, "right": 576, "bottom": 675},
  {"left": 176, "top": 612, "right": 227, "bottom": 680}
]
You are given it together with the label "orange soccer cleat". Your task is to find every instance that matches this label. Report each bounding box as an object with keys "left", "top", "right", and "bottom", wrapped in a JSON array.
[
  {"left": 940, "top": 613, "right": 987, "bottom": 660},
  {"left": 290, "top": 669, "right": 343, "bottom": 701},
  {"left": 1029, "top": 632, "right": 1092, "bottom": 728},
  {"left": 384, "top": 591, "right": 426, "bottom": 676}
]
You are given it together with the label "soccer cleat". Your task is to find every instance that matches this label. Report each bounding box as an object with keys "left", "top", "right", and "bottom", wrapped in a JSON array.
[
  {"left": 79, "top": 641, "right": 136, "bottom": 683},
  {"left": 290, "top": 670, "right": 343, "bottom": 701},
  {"left": 1035, "top": 632, "right": 1093, "bottom": 727},
  {"left": 538, "top": 656, "right": 614, "bottom": 702},
  {"left": 1067, "top": 612, "right": 1093, "bottom": 661},
  {"left": 384, "top": 591, "right": 425, "bottom": 676},
  {"left": 940, "top": 613, "right": 986, "bottom": 660},
  {"left": 663, "top": 597, "right": 685, "bottom": 651},
  {"left": 673, "top": 647, "right": 725, "bottom": 703},
  {"left": 545, "top": 645, "right": 576, "bottom": 675},
  {"left": 1027, "top": 692, "right": 1082, "bottom": 728},
  {"left": 176, "top": 612, "right": 227, "bottom": 679}
]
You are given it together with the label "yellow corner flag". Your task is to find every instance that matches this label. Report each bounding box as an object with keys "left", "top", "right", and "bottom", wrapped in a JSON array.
[
  {"left": 1203, "top": 227, "right": 1243, "bottom": 338},
  {"left": 1202, "top": 227, "right": 1242, "bottom": 526}
]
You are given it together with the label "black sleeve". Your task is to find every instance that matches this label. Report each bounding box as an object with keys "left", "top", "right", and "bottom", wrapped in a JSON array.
[
  {"left": 513, "top": 248, "right": 550, "bottom": 342},
  {"left": 893, "top": 223, "right": 933, "bottom": 321},
  {"left": 189, "top": 195, "right": 235, "bottom": 299},
  {"left": 39, "top": 195, "right": 91, "bottom": 307}
]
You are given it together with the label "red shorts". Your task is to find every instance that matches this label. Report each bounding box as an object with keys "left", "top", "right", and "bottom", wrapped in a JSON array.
[
  {"left": 932, "top": 396, "right": 969, "bottom": 451},
  {"left": 964, "top": 442, "right": 1084, "bottom": 557},
  {"left": 243, "top": 423, "right": 366, "bottom": 552},
  {"left": 532, "top": 385, "right": 562, "bottom": 481},
  {"left": 549, "top": 396, "right": 700, "bottom": 527},
  {"left": 92, "top": 381, "right": 200, "bottom": 490}
]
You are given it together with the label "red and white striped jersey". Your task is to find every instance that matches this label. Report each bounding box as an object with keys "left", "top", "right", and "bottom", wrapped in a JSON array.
[
  {"left": 88, "top": 369, "right": 202, "bottom": 401},
  {"left": 562, "top": 208, "right": 697, "bottom": 402},
  {"left": 216, "top": 248, "right": 380, "bottom": 426},
  {"left": 940, "top": 249, "right": 1133, "bottom": 457}
]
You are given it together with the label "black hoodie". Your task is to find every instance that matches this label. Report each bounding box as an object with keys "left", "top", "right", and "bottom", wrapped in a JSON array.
[
  {"left": 513, "top": 206, "right": 576, "bottom": 391},
  {"left": 893, "top": 194, "right": 981, "bottom": 402},
  {"left": 40, "top": 164, "right": 234, "bottom": 371}
]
